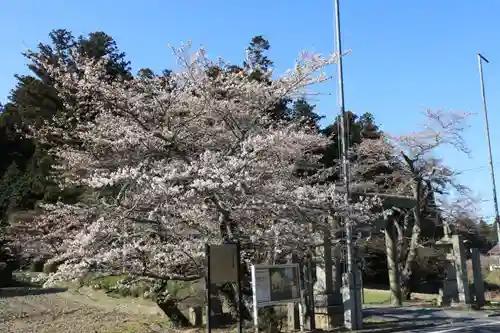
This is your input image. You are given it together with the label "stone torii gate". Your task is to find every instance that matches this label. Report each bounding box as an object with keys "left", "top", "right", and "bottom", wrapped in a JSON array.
[
  {"left": 310, "top": 191, "right": 416, "bottom": 329},
  {"left": 360, "top": 192, "right": 416, "bottom": 307},
  {"left": 362, "top": 192, "right": 484, "bottom": 309},
  {"left": 298, "top": 190, "right": 485, "bottom": 331}
]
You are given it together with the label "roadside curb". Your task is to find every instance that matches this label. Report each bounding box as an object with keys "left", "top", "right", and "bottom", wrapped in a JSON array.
[{"left": 487, "top": 312, "right": 500, "bottom": 317}]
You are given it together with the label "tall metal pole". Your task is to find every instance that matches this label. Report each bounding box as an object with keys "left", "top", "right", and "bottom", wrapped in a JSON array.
[
  {"left": 334, "top": 1, "right": 361, "bottom": 330},
  {"left": 334, "top": 0, "right": 353, "bottom": 278},
  {"left": 477, "top": 53, "right": 500, "bottom": 248}
]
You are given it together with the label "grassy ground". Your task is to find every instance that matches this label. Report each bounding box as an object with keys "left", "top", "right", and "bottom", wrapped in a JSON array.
[
  {"left": 362, "top": 268, "right": 500, "bottom": 306},
  {"left": 87, "top": 277, "right": 440, "bottom": 307},
  {"left": 100, "top": 319, "right": 174, "bottom": 333},
  {"left": 362, "top": 288, "right": 437, "bottom": 306}
]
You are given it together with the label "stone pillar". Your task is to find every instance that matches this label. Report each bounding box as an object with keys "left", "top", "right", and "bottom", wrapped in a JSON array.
[
  {"left": 342, "top": 270, "right": 363, "bottom": 330},
  {"left": 287, "top": 303, "right": 300, "bottom": 330},
  {"left": 471, "top": 248, "right": 485, "bottom": 307},
  {"left": 313, "top": 219, "right": 343, "bottom": 306},
  {"left": 287, "top": 253, "right": 301, "bottom": 330},
  {"left": 321, "top": 217, "right": 343, "bottom": 306},
  {"left": 301, "top": 251, "right": 316, "bottom": 331},
  {"left": 331, "top": 220, "right": 343, "bottom": 305},
  {"left": 353, "top": 262, "right": 363, "bottom": 328},
  {"left": 341, "top": 240, "right": 363, "bottom": 331},
  {"left": 313, "top": 218, "right": 345, "bottom": 330},
  {"left": 451, "top": 235, "right": 471, "bottom": 305},
  {"left": 355, "top": 246, "right": 365, "bottom": 307},
  {"left": 439, "top": 260, "right": 458, "bottom": 306}
]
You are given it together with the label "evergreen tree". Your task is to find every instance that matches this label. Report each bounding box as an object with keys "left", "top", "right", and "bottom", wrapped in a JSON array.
[
  {"left": 477, "top": 219, "right": 497, "bottom": 250},
  {"left": 0, "top": 29, "right": 131, "bottom": 223},
  {"left": 244, "top": 35, "right": 273, "bottom": 81},
  {"left": 290, "top": 98, "right": 324, "bottom": 131},
  {"left": 320, "top": 111, "right": 381, "bottom": 180}
]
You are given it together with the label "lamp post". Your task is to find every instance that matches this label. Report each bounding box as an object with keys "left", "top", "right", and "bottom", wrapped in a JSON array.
[{"left": 477, "top": 53, "right": 500, "bottom": 255}]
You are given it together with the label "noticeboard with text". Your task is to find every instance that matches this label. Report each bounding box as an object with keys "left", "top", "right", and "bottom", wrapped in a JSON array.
[{"left": 251, "top": 264, "right": 301, "bottom": 307}]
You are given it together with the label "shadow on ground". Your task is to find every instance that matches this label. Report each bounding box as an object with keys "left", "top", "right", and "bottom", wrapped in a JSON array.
[
  {"left": 0, "top": 286, "right": 67, "bottom": 298},
  {"left": 361, "top": 307, "right": 477, "bottom": 333}
]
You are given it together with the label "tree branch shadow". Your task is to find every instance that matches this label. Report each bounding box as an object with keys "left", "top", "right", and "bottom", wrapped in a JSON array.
[
  {"left": 0, "top": 286, "right": 67, "bottom": 298},
  {"left": 361, "top": 307, "right": 476, "bottom": 332}
]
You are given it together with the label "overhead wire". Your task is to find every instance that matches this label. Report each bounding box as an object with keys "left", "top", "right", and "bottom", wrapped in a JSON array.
[{"left": 456, "top": 163, "right": 500, "bottom": 174}]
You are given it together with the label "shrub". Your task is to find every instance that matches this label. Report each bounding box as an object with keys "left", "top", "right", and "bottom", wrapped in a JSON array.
[
  {"left": 258, "top": 306, "right": 287, "bottom": 333},
  {"left": 88, "top": 275, "right": 126, "bottom": 291},
  {"left": 43, "top": 262, "right": 60, "bottom": 274},
  {"left": 485, "top": 270, "right": 500, "bottom": 290},
  {"left": 30, "top": 259, "right": 46, "bottom": 272},
  {"left": 0, "top": 262, "right": 12, "bottom": 287}
]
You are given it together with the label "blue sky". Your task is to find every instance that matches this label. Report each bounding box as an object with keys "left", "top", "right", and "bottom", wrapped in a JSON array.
[{"left": 1, "top": 0, "right": 500, "bottom": 220}]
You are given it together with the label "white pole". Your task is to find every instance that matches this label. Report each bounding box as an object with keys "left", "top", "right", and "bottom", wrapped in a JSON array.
[
  {"left": 477, "top": 53, "right": 500, "bottom": 257},
  {"left": 251, "top": 265, "right": 259, "bottom": 333}
]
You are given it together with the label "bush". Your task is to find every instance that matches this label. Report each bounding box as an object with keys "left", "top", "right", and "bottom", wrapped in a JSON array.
[
  {"left": 43, "top": 262, "right": 60, "bottom": 274},
  {"left": 258, "top": 306, "right": 287, "bottom": 333},
  {"left": 0, "top": 262, "right": 12, "bottom": 287},
  {"left": 109, "top": 281, "right": 150, "bottom": 298},
  {"left": 87, "top": 275, "right": 125, "bottom": 291},
  {"left": 127, "top": 284, "right": 150, "bottom": 298},
  {"left": 30, "top": 259, "right": 46, "bottom": 272},
  {"left": 0, "top": 234, "right": 17, "bottom": 287},
  {"left": 485, "top": 270, "right": 500, "bottom": 290}
]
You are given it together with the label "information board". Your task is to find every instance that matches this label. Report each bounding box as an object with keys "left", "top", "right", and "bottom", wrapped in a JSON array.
[
  {"left": 209, "top": 244, "right": 238, "bottom": 283},
  {"left": 251, "top": 264, "right": 302, "bottom": 307}
]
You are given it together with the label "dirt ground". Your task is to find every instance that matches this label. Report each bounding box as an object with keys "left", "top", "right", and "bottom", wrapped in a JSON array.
[{"left": 0, "top": 286, "right": 170, "bottom": 333}]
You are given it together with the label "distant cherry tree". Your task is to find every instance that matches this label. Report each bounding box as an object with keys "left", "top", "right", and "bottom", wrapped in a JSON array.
[{"left": 354, "top": 108, "right": 472, "bottom": 301}]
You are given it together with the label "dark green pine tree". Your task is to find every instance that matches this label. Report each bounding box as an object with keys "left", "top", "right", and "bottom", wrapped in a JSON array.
[
  {"left": 242, "top": 35, "right": 290, "bottom": 122},
  {"left": 477, "top": 219, "right": 497, "bottom": 251},
  {"left": 0, "top": 29, "right": 132, "bottom": 223},
  {"left": 243, "top": 35, "right": 323, "bottom": 126},
  {"left": 76, "top": 31, "right": 132, "bottom": 81},
  {"left": 320, "top": 112, "right": 376, "bottom": 168},
  {"left": 358, "top": 112, "right": 381, "bottom": 140},
  {"left": 0, "top": 163, "right": 23, "bottom": 216},
  {"left": 290, "top": 98, "right": 324, "bottom": 131},
  {"left": 244, "top": 35, "right": 274, "bottom": 82}
]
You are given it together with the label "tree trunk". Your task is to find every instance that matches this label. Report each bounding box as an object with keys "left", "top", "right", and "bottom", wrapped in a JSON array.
[
  {"left": 219, "top": 282, "right": 252, "bottom": 321},
  {"left": 400, "top": 184, "right": 422, "bottom": 301},
  {"left": 384, "top": 218, "right": 402, "bottom": 306},
  {"left": 157, "top": 299, "right": 192, "bottom": 327}
]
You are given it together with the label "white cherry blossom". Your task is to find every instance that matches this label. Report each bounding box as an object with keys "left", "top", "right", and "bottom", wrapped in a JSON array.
[{"left": 24, "top": 43, "right": 380, "bottom": 285}]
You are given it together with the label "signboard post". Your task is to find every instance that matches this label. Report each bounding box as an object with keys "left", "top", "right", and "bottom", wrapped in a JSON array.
[
  {"left": 206, "top": 243, "right": 241, "bottom": 333},
  {"left": 251, "top": 264, "right": 304, "bottom": 333}
]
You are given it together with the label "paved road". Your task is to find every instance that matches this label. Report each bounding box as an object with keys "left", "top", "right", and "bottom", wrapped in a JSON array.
[{"left": 364, "top": 307, "right": 500, "bottom": 333}]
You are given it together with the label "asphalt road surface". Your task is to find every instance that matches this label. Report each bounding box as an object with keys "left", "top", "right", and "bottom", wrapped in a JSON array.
[{"left": 364, "top": 307, "right": 500, "bottom": 333}]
